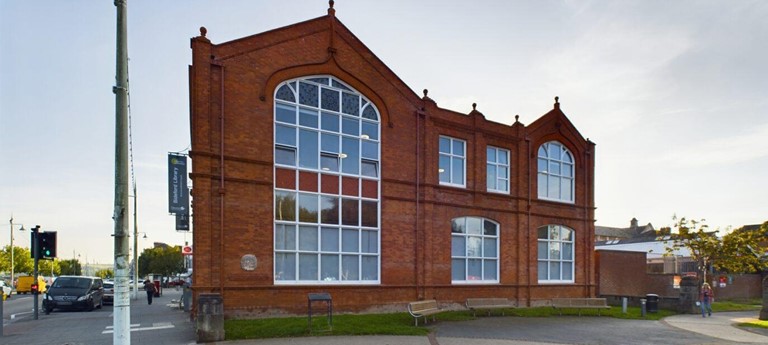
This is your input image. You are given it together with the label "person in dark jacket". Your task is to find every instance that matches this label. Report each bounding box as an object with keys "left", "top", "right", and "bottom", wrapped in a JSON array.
[{"left": 143, "top": 279, "right": 157, "bottom": 305}]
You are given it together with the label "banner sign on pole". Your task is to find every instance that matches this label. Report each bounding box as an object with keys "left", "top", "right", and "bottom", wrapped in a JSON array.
[
  {"left": 176, "top": 212, "right": 190, "bottom": 231},
  {"left": 168, "top": 153, "right": 189, "bottom": 213}
]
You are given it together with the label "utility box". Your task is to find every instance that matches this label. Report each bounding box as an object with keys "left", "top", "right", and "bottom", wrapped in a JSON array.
[{"left": 196, "top": 293, "right": 224, "bottom": 342}]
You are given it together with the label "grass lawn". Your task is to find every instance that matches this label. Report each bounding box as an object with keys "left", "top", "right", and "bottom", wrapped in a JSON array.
[
  {"left": 712, "top": 300, "right": 762, "bottom": 312},
  {"left": 738, "top": 319, "right": 768, "bottom": 329},
  {"left": 224, "top": 305, "right": 675, "bottom": 340}
]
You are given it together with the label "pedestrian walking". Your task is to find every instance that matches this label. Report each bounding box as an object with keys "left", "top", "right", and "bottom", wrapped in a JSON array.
[
  {"left": 144, "top": 279, "right": 157, "bottom": 305},
  {"left": 699, "top": 282, "right": 714, "bottom": 317}
]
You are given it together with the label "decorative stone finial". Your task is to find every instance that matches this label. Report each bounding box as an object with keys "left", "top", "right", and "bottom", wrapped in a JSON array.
[
  {"left": 515, "top": 115, "right": 520, "bottom": 123},
  {"left": 328, "top": 0, "right": 335, "bottom": 15},
  {"left": 329, "top": 0, "right": 334, "bottom": 9},
  {"left": 200, "top": 26, "right": 207, "bottom": 37},
  {"left": 423, "top": 89, "right": 428, "bottom": 97},
  {"left": 472, "top": 103, "right": 477, "bottom": 111},
  {"left": 555, "top": 96, "right": 559, "bottom": 104}
]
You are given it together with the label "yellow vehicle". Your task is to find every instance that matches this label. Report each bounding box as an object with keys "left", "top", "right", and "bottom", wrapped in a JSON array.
[{"left": 16, "top": 276, "right": 47, "bottom": 294}]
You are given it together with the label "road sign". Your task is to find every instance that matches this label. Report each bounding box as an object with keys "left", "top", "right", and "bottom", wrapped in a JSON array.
[{"left": 182, "top": 246, "right": 193, "bottom": 255}]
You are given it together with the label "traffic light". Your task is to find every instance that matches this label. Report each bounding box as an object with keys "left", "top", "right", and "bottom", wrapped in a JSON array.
[
  {"left": 39, "top": 231, "right": 57, "bottom": 259},
  {"left": 31, "top": 283, "right": 39, "bottom": 294}
]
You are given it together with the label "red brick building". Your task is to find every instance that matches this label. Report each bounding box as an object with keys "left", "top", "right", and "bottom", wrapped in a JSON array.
[{"left": 189, "top": 3, "right": 596, "bottom": 316}]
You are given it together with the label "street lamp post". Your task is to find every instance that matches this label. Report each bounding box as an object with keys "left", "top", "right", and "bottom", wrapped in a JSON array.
[{"left": 9, "top": 217, "right": 25, "bottom": 294}]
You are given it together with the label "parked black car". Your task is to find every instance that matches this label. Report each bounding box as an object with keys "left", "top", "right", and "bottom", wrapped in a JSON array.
[{"left": 43, "top": 276, "right": 104, "bottom": 313}]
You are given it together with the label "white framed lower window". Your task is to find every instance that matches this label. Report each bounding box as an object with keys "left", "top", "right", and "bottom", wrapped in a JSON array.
[
  {"left": 451, "top": 217, "right": 499, "bottom": 283},
  {"left": 537, "top": 225, "right": 574, "bottom": 283}
]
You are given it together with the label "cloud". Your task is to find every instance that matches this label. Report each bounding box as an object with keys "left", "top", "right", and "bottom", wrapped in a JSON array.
[{"left": 656, "top": 123, "right": 768, "bottom": 167}]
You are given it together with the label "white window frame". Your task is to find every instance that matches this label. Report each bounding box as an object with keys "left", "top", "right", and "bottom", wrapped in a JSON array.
[
  {"left": 537, "top": 225, "right": 575, "bottom": 284},
  {"left": 451, "top": 217, "right": 500, "bottom": 284},
  {"left": 439, "top": 136, "right": 466, "bottom": 188},
  {"left": 537, "top": 141, "right": 574, "bottom": 203},
  {"left": 273, "top": 75, "right": 381, "bottom": 285},
  {"left": 486, "top": 146, "right": 510, "bottom": 194}
]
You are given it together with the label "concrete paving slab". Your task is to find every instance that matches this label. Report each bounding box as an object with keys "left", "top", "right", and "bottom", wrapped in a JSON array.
[{"left": 664, "top": 311, "right": 768, "bottom": 344}]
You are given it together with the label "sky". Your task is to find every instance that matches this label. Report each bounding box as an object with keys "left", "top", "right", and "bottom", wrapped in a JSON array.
[{"left": 1, "top": 0, "right": 766, "bottom": 264}]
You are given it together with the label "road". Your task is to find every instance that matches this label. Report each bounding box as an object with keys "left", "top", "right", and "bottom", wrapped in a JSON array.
[
  {"left": 1, "top": 288, "right": 196, "bottom": 344},
  {"left": 2, "top": 294, "right": 42, "bottom": 325}
]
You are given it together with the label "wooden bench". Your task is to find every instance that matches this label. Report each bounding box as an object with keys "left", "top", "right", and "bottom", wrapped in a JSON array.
[
  {"left": 465, "top": 298, "right": 514, "bottom": 317},
  {"left": 551, "top": 298, "right": 610, "bottom": 316},
  {"left": 407, "top": 300, "right": 441, "bottom": 326}
]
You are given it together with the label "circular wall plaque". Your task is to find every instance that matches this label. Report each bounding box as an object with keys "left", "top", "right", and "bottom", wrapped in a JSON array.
[{"left": 241, "top": 254, "right": 257, "bottom": 271}]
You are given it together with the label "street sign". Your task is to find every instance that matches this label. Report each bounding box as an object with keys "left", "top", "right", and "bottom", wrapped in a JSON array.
[
  {"left": 168, "top": 153, "right": 189, "bottom": 213},
  {"left": 182, "top": 246, "right": 193, "bottom": 255},
  {"left": 175, "top": 212, "right": 190, "bottom": 231}
]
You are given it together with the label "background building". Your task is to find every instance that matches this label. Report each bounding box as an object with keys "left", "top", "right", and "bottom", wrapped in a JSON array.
[{"left": 189, "top": 4, "right": 596, "bottom": 316}]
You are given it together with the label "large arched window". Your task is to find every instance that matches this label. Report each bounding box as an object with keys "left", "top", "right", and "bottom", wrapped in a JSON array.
[
  {"left": 451, "top": 217, "right": 499, "bottom": 283},
  {"left": 537, "top": 141, "right": 574, "bottom": 203},
  {"left": 537, "top": 225, "right": 574, "bottom": 283},
  {"left": 273, "top": 76, "right": 380, "bottom": 284}
]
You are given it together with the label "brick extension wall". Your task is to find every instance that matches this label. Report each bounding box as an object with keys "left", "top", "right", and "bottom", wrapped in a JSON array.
[{"left": 597, "top": 249, "right": 762, "bottom": 305}]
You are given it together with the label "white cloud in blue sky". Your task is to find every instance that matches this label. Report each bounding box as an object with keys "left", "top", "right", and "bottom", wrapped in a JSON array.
[{"left": 1, "top": 0, "right": 766, "bottom": 263}]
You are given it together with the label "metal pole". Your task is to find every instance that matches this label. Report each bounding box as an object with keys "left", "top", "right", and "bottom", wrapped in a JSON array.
[
  {"left": 113, "top": 0, "right": 131, "bottom": 343},
  {"left": 133, "top": 185, "right": 138, "bottom": 299},
  {"left": 9, "top": 218, "right": 14, "bottom": 297},
  {"left": 32, "top": 225, "right": 39, "bottom": 320}
]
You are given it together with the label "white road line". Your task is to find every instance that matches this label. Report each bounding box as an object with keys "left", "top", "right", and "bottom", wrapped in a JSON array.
[
  {"left": 101, "top": 323, "right": 175, "bottom": 334},
  {"left": 105, "top": 324, "right": 140, "bottom": 329}
]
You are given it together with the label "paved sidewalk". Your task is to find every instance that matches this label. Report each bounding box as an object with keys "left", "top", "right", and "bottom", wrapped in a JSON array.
[{"left": 664, "top": 311, "right": 768, "bottom": 344}]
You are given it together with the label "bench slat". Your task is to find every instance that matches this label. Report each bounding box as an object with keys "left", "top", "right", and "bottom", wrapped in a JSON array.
[
  {"left": 407, "top": 300, "right": 441, "bottom": 326},
  {"left": 465, "top": 298, "right": 514, "bottom": 316},
  {"left": 551, "top": 298, "right": 610, "bottom": 316}
]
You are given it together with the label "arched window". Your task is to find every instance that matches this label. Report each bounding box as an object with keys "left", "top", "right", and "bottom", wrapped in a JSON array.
[
  {"left": 537, "top": 225, "right": 574, "bottom": 283},
  {"left": 273, "top": 76, "right": 380, "bottom": 284},
  {"left": 537, "top": 141, "right": 574, "bottom": 202},
  {"left": 451, "top": 217, "right": 499, "bottom": 283}
]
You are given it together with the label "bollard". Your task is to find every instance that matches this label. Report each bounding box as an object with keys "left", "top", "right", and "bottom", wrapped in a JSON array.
[
  {"left": 196, "top": 293, "right": 225, "bottom": 343},
  {"left": 640, "top": 298, "right": 647, "bottom": 318},
  {"left": 182, "top": 287, "right": 192, "bottom": 312},
  {"left": 622, "top": 297, "right": 627, "bottom": 314}
]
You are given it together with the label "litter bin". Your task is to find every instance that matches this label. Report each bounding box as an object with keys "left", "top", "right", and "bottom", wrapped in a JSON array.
[{"left": 646, "top": 294, "right": 659, "bottom": 313}]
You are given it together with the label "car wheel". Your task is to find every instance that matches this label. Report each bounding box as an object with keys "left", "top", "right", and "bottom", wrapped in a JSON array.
[
  {"left": 45, "top": 307, "right": 53, "bottom": 315},
  {"left": 87, "top": 300, "right": 95, "bottom": 312}
]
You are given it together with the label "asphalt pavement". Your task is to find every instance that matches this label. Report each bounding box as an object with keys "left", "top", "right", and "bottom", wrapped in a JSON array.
[{"left": 1, "top": 287, "right": 195, "bottom": 345}]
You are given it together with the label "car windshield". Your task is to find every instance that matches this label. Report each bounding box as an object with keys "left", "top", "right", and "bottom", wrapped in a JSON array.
[{"left": 52, "top": 277, "right": 91, "bottom": 289}]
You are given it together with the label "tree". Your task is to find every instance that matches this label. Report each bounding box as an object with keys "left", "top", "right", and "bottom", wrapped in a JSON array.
[
  {"left": 667, "top": 217, "right": 768, "bottom": 283},
  {"left": 667, "top": 216, "right": 720, "bottom": 283},
  {"left": 138, "top": 246, "right": 184, "bottom": 278},
  {"left": 0, "top": 245, "right": 34, "bottom": 275},
  {"left": 94, "top": 268, "right": 114, "bottom": 279},
  {"left": 59, "top": 259, "right": 82, "bottom": 276},
  {"left": 37, "top": 258, "right": 61, "bottom": 277},
  {"left": 719, "top": 221, "right": 768, "bottom": 273}
]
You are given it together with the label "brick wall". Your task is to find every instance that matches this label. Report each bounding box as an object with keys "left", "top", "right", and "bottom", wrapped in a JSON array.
[
  {"left": 189, "top": 10, "right": 596, "bottom": 317},
  {"left": 597, "top": 249, "right": 762, "bottom": 303}
]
